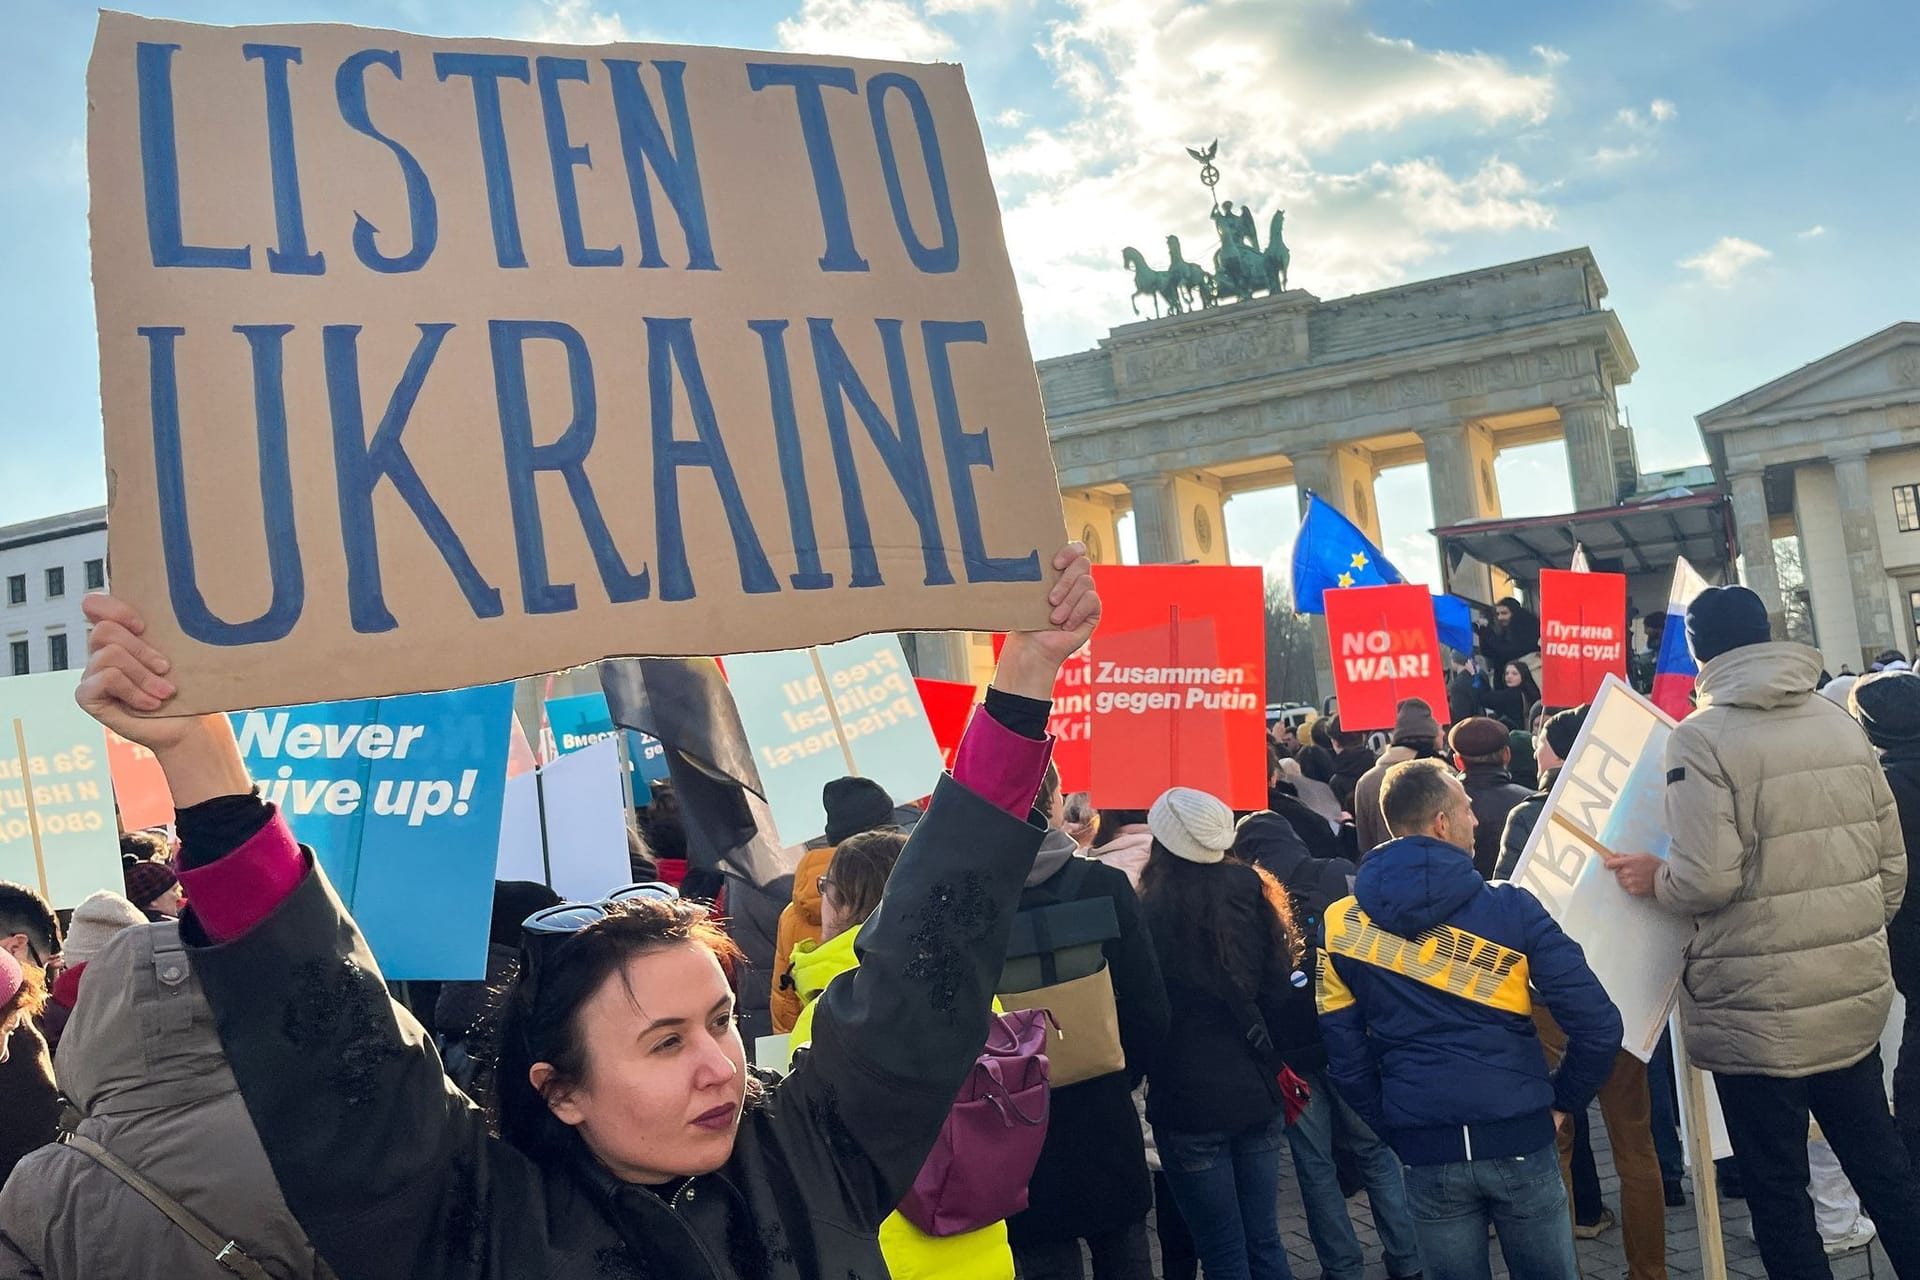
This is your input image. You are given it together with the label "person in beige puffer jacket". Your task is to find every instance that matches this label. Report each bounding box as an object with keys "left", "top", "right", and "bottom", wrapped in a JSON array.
[{"left": 1606, "top": 585, "right": 1920, "bottom": 1279}]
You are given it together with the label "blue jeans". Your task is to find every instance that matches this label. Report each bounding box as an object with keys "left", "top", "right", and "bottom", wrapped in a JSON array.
[
  {"left": 1155, "top": 1114, "right": 1294, "bottom": 1280},
  {"left": 1285, "top": 1071, "right": 1422, "bottom": 1279},
  {"left": 1400, "top": 1143, "right": 1579, "bottom": 1280}
]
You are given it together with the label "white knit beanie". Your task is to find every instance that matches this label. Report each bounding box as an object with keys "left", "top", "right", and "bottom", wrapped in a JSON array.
[
  {"left": 62, "top": 891, "right": 147, "bottom": 967},
  {"left": 1148, "top": 788, "right": 1236, "bottom": 865}
]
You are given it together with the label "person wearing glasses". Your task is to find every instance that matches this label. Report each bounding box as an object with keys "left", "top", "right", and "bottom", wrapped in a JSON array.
[
  {"left": 0, "top": 881, "right": 61, "bottom": 1187},
  {"left": 69, "top": 542, "right": 1099, "bottom": 1280}
]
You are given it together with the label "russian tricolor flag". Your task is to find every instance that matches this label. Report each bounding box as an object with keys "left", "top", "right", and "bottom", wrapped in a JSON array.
[{"left": 1651, "top": 557, "right": 1712, "bottom": 720}]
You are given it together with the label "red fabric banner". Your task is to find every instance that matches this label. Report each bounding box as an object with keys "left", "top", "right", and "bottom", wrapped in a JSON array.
[
  {"left": 1325, "top": 584, "right": 1448, "bottom": 732},
  {"left": 1088, "top": 566, "right": 1266, "bottom": 810},
  {"left": 1539, "top": 569, "right": 1628, "bottom": 706},
  {"left": 915, "top": 678, "right": 979, "bottom": 770}
]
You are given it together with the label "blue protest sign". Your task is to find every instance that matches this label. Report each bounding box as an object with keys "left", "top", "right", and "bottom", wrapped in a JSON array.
[
  {"left": 545, "top": 692, "right": 669, "bottom": 805},
  {"left": 231, "top": 683, "right": 515, "bottom": 979},
  {"left": 0, "top": 672, "right": 124, "bottom": 909},
  {"left": 724, "top": 637, "right": 947, "bottom": 844}
]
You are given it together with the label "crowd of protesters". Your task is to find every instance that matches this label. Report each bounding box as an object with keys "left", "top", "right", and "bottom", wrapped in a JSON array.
[{"left": 0, "top": 561, "right": 1916, "bottom": 1280}]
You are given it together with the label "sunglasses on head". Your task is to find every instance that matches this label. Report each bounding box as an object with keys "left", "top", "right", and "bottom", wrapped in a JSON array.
[{"left": 518, "top": 882, "right": 681, "bottom": 988}]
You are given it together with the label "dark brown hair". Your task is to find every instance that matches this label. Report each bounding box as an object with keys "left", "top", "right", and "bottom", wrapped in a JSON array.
[
  {"left": 3, "top": 961, "right": 46, "bottom": 1025},
  {"left": 1140, "top": 842, "right": 1302, "bottom": 1000},
  {"left": 822, "top": 830, "right": 908, "bottom": 930},
  {"left": 1381, "top": 758, "right": 1459, "bottom": 836},
  {"left": 495, "top": 897, "right": 745, "bottom": 1162},
  {"left": 1038, "top": 761, "right": 1062, "bottom": 818}
]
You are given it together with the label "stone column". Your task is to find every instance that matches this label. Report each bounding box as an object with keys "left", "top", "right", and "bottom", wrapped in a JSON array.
[
  {"left": 1290, "top": 445, "right": 1382, "bottom": 545},
  {"left": 1832, "top": 450, "right": 1899, "bottom": 659},
  {"left": 1124, "top": 474, "right": 1183, "bottom": 564},
  {"left": 1419, "top": 420, "right": 1501, "bottom": 530},
  {"left": 1560, "top": 400, "right": 1621, "bottom": 511},
  {"left": 1728, "top": 469, "right": 1785, "bottom": 638}
]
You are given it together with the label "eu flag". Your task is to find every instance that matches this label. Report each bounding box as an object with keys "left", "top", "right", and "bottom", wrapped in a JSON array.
[
  {"left": 1291, "top": 491, "right": 1404, "bottom": 610},
  {"left": 1290, "top": 491, "right": 1477, "bottom": 654}
]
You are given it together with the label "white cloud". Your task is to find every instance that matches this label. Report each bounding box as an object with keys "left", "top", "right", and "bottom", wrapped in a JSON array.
[
  {"left": 1532, "top": 44, "right": 1570, "bottom": 69},
  {"left": 775, "top": 0, "right": 955, "bottom": 61},
  {"left": 1678, "top": 236, "right": 1771, "bottom": 287},
  {"left": 990, "top": 0, "right": 1562, "bottom": 356},
  {"left": 523, "top": 0, "right": 638, "bottom": 42},
  {"left": 926, "top": 0, "right": 1020, "bottom": 11},
  {"left": 994, "top": 107, "right": 1027, "bottom": 128},
  {"left": 1649, "top": 98, "right": 1678, "bottom": 122},
  {"left": 1617, "top": 98, "right": 1678, "bottom": 132},
  {"left": 1591, "top": 144, "right": 1644, "bottom": 165},
  {"left": 1798, "top": 224, "right": 1827, "bottom": 238}
]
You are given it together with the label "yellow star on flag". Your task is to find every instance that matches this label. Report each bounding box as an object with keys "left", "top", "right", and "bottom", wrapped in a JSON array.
[
  {"left": 1350, "top": 552, "right": 1369, "bottom": 571},
  {"left": 1337, "top": 572, "right": 1355, "bottom": 588}
]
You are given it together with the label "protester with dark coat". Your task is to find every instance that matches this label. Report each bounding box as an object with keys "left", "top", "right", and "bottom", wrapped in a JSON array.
[
  {"left": 1295, "top": 719, "right": 1338, "bottom": 785},
  {"left": 1850, "top": 670, "right": 1920, "bottom": 1171},
  {"left": 434, "top": 881, "right": 563, "bottom": 1109},
  {"left": 1446, "top": 656, "right": 1483, "bottom": 724},
  {"left": 1140, "top": 789, "right": 1306, "bottom": 1280},
  {"left": 1477, "top": 597, "right": 1543, "bottom": 675},
  {"left": 1262, "top": 743, "right": 1345, "bottom": 863},
  {"left": 1006, "top": 770, "right": 1171, "bottom": 1280},
  {"left": 1352, "top": 700, "right": 1445, "bottom": 858},
  {"left": 0, "top": 920, "right": 336, "bottom": 1278},
  {"left": 1450, "top": 717, "right": 1534, "bottom": 880},
  {"left": 1325, "top": 718, "right": 1377, "bottom": 813},
  {"left": 1482, "top": 661, "right": 1543, "bottom": 731},
  {"left": 70, "top": 555, "right": 1097, "bottom": 1280},
  {"left": 0, "top": 883, "right": 61, "bottom": 1188},
  {"left": 1497, "top": 706, "right": 1587, "bottom": 881}
]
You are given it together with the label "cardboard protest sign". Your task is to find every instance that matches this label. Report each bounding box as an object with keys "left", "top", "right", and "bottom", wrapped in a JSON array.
[
  {"left": 1539, "top": 569, "right": 1628, "bottom": 707},
  {"left": 724, "top": 636, "right": 945, "bottom": 842},
  {"left": 1089, "top": 566, "right": 1265, "bottom": 810},
  {"left": 233, "top": 682, "right": 515, "bottom": 977},
  {"left": 105, "top": 729, "right": 176, "bottom": 830},
  {"left": 1324, "top": 584, "right": 1447, "bottom": 732},
  {"left": 994, "top": 635, "right": 1091, "bottom": 792},
  {"left": 1508, "top": 675, "right": 1690, "bottom": 1059},
  {"left": 496, "top": 736, "right": 632, "bottom": 901},
  {"left": 914, "top": 678, "right": 976, "bottom": 769},
  {"left": 89, "top": 13, "right": 1068, "bottom": 716},
  {"left": 546, "top": 691, "right": 669, "bottom": 805},
  {"left": 0, "top": 673, "right": 124, "bottom": 908}
]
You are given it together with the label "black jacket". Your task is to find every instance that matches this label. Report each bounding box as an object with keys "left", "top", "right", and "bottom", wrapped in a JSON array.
[
  {"left": 1877, "top": 747, "right": 1920, "bottom": 999},
  {"left": 1232, "top": 813, "right": 1355, "bottom": 1077},
  {"left": 1266, "top": 785, "right": 1345, "bottom": 863},
  {"left": 1461, "top": 763, "right": 1533, "bottom": 880},
  {"left": 186, "top": 775, "right": 1042, "bottom": 1280},
  {"left": 1328, "top": 747, "right": 1377, "bottom": 811},
  {"left": 1142, "top": 862, "right": 1308, "bottom": 1135},
  {"left": 1495, "top": 768, "right": 1558, "bottom": 881},
  {"left": 1006, "top": 857, "right": 1169, "bottom": 1246},
  {"left": 0, "top": 1021, "right": 58, "bottom": 1187}
]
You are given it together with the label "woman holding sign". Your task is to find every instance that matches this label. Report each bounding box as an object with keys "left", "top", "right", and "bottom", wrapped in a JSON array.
[{"left": 71, "top": 545, "right": 1098, "bottom": 1280}]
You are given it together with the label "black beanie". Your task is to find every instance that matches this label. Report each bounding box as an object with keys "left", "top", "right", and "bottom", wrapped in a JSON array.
[
  {"left": 1686, "top": 585, "right": 1771, "bottom": 664},
  {"left": 1542, "top": 704, "right": 1589, "bottom": 762},
  {"left": 823, "top": 776, "right": 897, "bottom": 844},
  {"left": 492, "top": 879, "right": 562, "bottom": 947},
  {"left": 1850, "top": 671, "right": 1920, "bottom": 749}
]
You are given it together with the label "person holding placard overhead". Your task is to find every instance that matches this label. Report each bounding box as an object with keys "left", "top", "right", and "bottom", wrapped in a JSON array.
[
  {"left": 1606, "top": 585, "right": 1920, "bottom": 1279},
  {"left": 67, "top": 545, "right": 1099, "bottom": 1280}
]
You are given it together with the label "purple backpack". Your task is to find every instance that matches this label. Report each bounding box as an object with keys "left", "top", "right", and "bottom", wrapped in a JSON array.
[{"left": 897, "top": 1008, "right": 1053, "bottom": 1237}]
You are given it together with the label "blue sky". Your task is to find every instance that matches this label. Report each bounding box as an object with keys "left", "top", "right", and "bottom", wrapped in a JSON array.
[{"left": 5, "top": 0, "right": 1917, "bottom": 589}]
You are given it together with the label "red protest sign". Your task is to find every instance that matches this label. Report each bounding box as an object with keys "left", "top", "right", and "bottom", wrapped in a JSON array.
[
  {"left": 1325, "top": 584, "right": 1448, "bottom": 732},
  {"left": 915, "top": 679, "right": 979, "bottom": 770},
  {"left": 1539, "top": 569, "right": 1628, "bottom": 706},
  {"left": 1089, "top": 566, "right": 1266, "bottom": 810},
  {"left": 992, "top": 636, "right": 1092, "bottom": 793},
  {"left": 106, "top": 730, "right": 175, "bottom": 830}
]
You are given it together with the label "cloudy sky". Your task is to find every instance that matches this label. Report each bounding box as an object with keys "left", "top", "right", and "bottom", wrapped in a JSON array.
[{"left": 5, "top": 0, "right": 1917, "bottom": 589}]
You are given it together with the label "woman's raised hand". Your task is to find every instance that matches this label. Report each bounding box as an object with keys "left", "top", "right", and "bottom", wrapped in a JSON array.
[
  {"left": 995, "top": 543, "right": 1100, "bottom": 701},
  {"left": 75, "top": 594, "right": 250, "bottom": 805}
]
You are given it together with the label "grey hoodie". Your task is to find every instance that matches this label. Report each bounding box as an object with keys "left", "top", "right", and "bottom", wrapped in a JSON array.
[{"left": 0, "top": 920, "right": 333, "bottom": 1278}]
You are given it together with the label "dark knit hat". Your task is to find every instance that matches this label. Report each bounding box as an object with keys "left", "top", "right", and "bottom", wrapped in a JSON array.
[
  {"left": 1391, "top": 699, "right": 1443, "bottom": 747},
  {"left": 1448, "top": 716, "right": 1510, "bottom": 759},
  {"left": 1685, "top": 585, "right": 1770, "bottom": 664},
  {"left": 1850, "top": 671, "right": 1920, "bottom": 749},
  {"left": 1541, "top": 704, "right": 1590, "bottom": 762},
  {"left": 122, "top": 858, "right": 179, "bottom": 910},
  {"left": 823, "top": 776, "right": 897, "bottom": 845},
  {"left": 492, "top": 880, "right": 562, "bottom": 948}
]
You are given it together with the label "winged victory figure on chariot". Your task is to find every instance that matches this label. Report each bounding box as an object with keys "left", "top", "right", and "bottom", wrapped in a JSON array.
[{"left": 1122, "top": 140, "right": 1293, "bottom": 318}]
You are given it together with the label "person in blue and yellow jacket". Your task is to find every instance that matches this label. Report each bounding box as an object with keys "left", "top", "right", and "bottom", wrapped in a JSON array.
[{"left": 1317, "top": 758, "right": 1621, "bottom": 1280}]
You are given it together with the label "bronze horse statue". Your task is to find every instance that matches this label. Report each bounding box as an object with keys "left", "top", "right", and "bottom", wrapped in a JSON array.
[
  {"left": 1122, "top": 246, "right": 1181, "bottom": 317},
  {"left": 1165, "top": 235, "right": 1215, "bottom": 310},
  {"left": 1210, "top": 206, "right": 1291, "bottom": 302}
]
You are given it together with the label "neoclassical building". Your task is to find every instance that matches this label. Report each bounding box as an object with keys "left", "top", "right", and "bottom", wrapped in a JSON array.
[{"left": 1700, "top": 322, "right": 1920, "bottom": 670}]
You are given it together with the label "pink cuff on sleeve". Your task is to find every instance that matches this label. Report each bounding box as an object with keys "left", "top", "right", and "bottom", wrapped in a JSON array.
[
  {"left": 952, "top": 709, "right": 1054, "bottom": 819},
  {"left": 179, "top": 813, "right": 308, "bottom": 943}
]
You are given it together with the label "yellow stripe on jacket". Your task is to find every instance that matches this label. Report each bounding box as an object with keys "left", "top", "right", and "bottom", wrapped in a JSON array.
[{"left": 1318, "top": 896, "right": 1532, "bottom": 1016}]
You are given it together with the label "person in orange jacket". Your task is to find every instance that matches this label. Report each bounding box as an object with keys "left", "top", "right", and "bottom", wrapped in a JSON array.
[{"left": 769, "top": 777, "right": 898, "bottom": 1033}]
